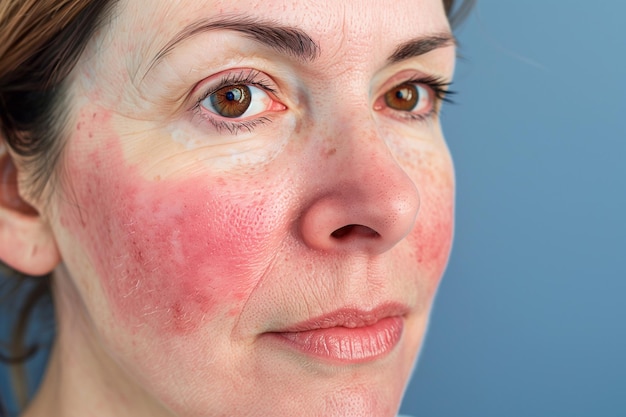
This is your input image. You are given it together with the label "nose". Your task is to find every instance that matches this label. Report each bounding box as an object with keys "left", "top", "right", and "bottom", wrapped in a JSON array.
[{"left": 298, "top": 117, "right": 420, "bottom": 255}]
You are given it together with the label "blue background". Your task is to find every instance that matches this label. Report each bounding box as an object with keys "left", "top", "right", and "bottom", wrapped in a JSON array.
[{"left": 400, "top": 2, "right": 626, "bottom": 416}]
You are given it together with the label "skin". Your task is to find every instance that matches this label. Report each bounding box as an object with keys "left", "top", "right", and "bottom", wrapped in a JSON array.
[{"left": 16, "top": 0, "right": 456, "bottom": 416}]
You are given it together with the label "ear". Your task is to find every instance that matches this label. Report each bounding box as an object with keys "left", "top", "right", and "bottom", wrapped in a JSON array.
[{"left": 0, "top": 143, "right": 60, "bottom": 276}]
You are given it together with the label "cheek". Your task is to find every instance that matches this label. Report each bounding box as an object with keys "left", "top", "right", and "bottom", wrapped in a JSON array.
[
  {"left": 61, "top": 112, "right": 283, "bottom": 336},
  {"left": 406, "top": 150, "right": 455, "bottom": 293}
]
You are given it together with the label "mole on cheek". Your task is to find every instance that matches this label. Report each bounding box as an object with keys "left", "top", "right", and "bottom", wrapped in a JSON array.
[{"left": 62, "top": 111, "right": 278, "bottom": 336}]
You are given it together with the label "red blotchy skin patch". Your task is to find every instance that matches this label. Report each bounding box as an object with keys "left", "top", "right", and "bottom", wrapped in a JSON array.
[
  {"left": 61, "top": 111, "right": 453, "bottom": 341},
  {"left": 62, "top": 112, "right": 278, "bottom": 336},
  {"left": 414, "top": 189, "right": 453, "bottom": 266},
  {"left": 408, "top": 158, "right": 455, "bottom": 294}
]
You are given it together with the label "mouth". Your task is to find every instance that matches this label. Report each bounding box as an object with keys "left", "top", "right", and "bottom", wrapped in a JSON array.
[{"left": 266, "top": 304, "right": 407, "bottom": 364}]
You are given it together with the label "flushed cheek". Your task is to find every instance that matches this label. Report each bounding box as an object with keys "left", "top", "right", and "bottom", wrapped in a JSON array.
[
  {"left": 61, "top": 113, "right": 286, "bottom": 336},
  {"left": 406, "top": 152, "right": 454, "bottom": 294}
]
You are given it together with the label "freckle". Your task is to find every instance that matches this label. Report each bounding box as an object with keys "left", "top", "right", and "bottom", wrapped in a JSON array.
[{"left": 324, "top": 147, "right": 336, "bottom": 157}]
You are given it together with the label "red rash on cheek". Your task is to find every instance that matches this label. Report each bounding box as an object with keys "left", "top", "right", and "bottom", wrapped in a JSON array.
[
  {"left": 408, "top": 162, "right": 455, "bottom": 293},
  {"left": 62, "top": 112, "right": 279, "bottom": 336},
  {"left": 61, "top": 110, "right": 454, "bottom": 338}
]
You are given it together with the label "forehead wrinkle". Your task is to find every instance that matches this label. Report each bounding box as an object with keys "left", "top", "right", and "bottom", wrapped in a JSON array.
[
  {"left": 83, "top": 0, "right": 454, "bottom": 115},
  {"left": 297, "top": 0, "right": 451, "bottom": 74}
]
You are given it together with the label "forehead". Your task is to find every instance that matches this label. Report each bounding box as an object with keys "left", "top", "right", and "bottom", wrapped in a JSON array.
[{"left": 104, "top": 0, "right": 450, "bottom": 71}]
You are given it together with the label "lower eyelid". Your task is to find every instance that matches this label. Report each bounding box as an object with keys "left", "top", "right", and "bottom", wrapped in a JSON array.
[
  {"left": 206, "top": 116, "right": 273, "bottom": 135},
  {"left": 191, "top": 94, "right": 286, "bottom": 136},
  {"left": 373, "top": 99, "right": 440, "bottom": 126}
]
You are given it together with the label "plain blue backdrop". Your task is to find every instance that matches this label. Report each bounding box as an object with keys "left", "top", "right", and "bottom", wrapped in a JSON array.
[{"left": 400, "top": 2, "right": 626, "bottom": 416}]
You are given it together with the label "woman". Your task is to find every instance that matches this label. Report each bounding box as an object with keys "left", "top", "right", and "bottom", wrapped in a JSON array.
[{"left": 0, "top": 0, "right": 472, "bottom": 415}]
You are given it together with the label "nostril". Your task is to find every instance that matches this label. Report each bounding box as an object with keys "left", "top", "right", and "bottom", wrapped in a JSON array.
[{"left": 331, "top": 224, "right": 380, "bottom": 239}]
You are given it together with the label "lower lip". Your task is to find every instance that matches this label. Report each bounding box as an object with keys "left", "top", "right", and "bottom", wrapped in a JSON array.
[{"left": 270, "top": 316, "right": 404, "bottom": 364}]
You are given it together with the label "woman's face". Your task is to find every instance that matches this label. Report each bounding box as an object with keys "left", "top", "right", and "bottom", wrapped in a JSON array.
[{"left": 49, "top": 0, "right": 455, "bottom": 415}]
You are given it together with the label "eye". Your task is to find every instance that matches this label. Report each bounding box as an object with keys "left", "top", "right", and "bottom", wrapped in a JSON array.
[
  {"left": 201, "top": 84, "right": 271, "bottom": 119},
  {"left": 375, "top": 75, "right": 453, "bottom": 122},
  {"left": 383, "top": 82, "right": 432, "bottom": 114},
  {"left": 192, "top": 69, "right": 287, "bottom": 135}
]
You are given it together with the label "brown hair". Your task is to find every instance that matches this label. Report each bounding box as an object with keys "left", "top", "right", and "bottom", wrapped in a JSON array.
[
  {"left": 0, "top": 0, "right": 474, "bottom": 412},
  {"left": 0, "top": 0, "right": 118, "bottom": 200},
  {"left": 0, "top": 0, "right": 118, "bottom": 411}
]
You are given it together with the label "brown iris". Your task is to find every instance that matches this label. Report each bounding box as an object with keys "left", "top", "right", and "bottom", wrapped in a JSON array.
[
  {"left": 210, "top": 85, "right": 252, "bottom": 118},
  {"left": 384, "top": 83, "right": 420, "bottom": 111}
]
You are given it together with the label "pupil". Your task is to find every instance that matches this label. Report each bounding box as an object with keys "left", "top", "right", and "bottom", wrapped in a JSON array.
[{"left": 225, "top": 88, "right": 243, "bottom": 102}]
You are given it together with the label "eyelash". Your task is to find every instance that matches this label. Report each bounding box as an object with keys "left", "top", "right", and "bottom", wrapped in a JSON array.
[
  {"left": 192, "top": 71, "right": 455, "bottom": 134},
  {"left": 192, "top": 70, "right": 278, "bottom": 135}
]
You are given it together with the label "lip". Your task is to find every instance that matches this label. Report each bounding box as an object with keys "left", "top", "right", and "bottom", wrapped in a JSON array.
[{"left": 266, "top": 304, "right": 407, "bottom": 364}]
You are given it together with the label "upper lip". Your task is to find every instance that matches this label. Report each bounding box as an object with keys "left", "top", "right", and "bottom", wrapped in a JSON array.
[{"left": 272, "top": 303, "right": 409, "bottom": 333}]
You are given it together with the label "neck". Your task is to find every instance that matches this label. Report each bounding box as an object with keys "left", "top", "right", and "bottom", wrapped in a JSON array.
[{"left": 21, "top": 268, "right": 174, "bottom": 417}]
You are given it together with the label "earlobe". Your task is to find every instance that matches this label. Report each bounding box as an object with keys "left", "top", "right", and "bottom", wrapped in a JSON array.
[{"left": 0, "top": 144, "right": 60, "bottom": 276}]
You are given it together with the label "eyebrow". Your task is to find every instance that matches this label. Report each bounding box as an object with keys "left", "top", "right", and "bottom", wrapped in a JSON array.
[
  {"left": 146, "top": 15, "right": 454, "bottom": 76},
  {"left": 387, "top": 33, "right": 456, "bottom": 63}
]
